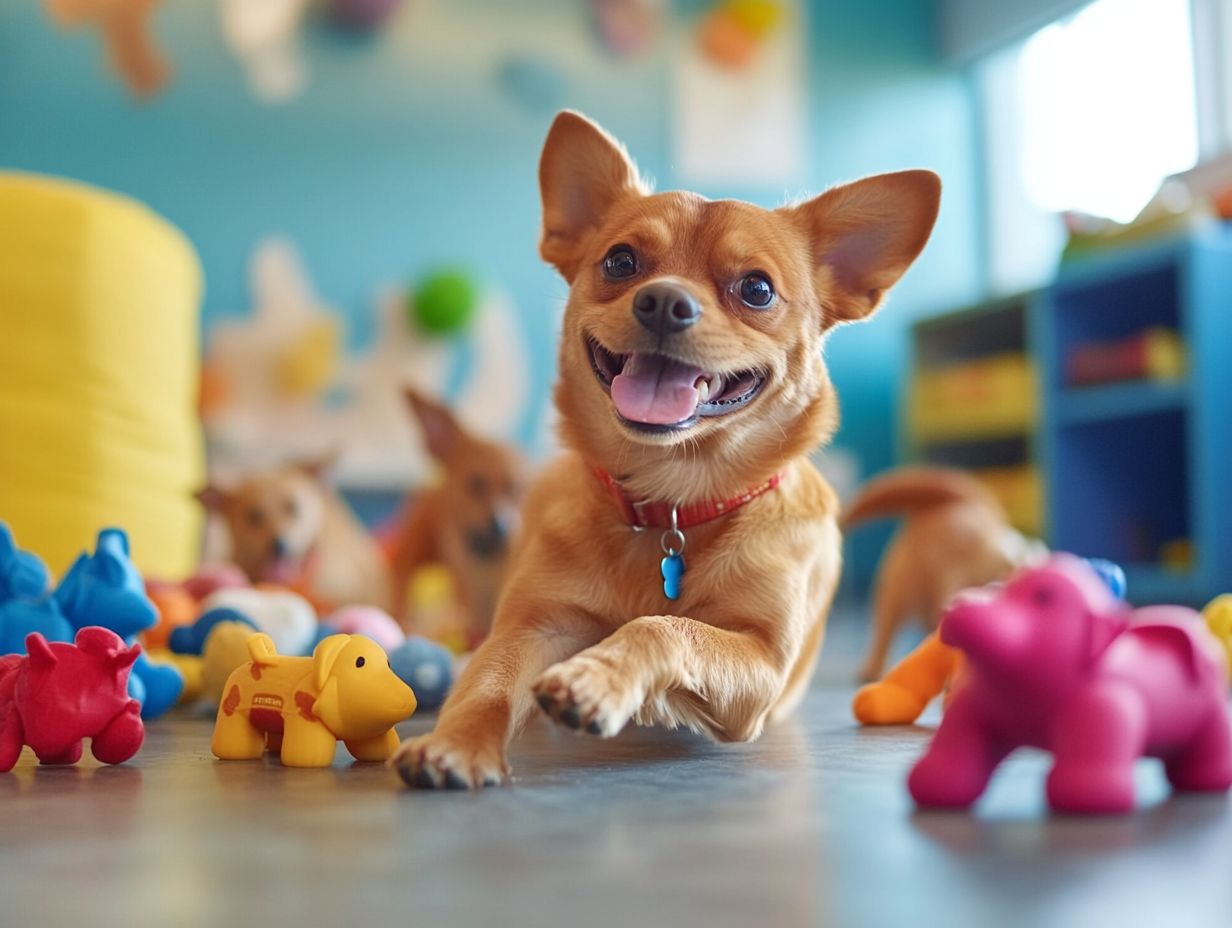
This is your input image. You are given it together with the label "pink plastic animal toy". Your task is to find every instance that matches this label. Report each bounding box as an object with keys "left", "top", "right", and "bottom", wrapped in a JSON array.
[
  {"left": 0, "top": 627, "right": 144, "bottom": 771},
  {"left": 908, "top": 555, "right": 1232, "bottom": 814}
]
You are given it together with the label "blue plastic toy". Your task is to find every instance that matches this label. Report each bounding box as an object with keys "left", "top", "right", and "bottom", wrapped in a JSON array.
[
  {"left": 169, "top": 606, "right": 257, "bottom": 655},
  {"left": 1086, "top": 558, "right": 1127, "bottom": 600},
  {"left": 388, "top": 636, "right": 453, "bottom": 710},
  {"left": 0, "top": 523, "right": 72, "bottom": 655},
  {"left": 1, "top": 524, "right": 182, "bottom": 718},
  {"left": 57, "top": 529, "right": 183, "bottom": 719}
]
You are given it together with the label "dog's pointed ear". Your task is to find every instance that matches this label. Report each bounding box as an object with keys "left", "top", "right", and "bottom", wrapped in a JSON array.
[
  {"left": 539, "top": 110, "right": 647, "bottom": 283},
  {"left": 405, "top": 388, "right": 462, "bottom": 463},
  {"left": 196, "top": 484, "right": 230, "bottom": 512},
  {"left": 786, "top": 170, "right": 941, "bottom": 326},
  {"left": 295, "top": 448, "right": 339, "bottom": 483}
]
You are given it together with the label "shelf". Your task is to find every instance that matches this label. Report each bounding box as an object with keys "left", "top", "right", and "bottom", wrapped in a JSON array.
[
  {"left": 1121, "top": 564, "right": 1208, "bottom": 606},
  {"left": 1054, "top": 379, "right": 1188, "bottom": 426}
]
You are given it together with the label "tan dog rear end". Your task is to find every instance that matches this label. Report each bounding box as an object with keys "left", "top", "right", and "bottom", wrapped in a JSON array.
[{"left": 844, "top": 466, "right": 1045, "bottom": 681}]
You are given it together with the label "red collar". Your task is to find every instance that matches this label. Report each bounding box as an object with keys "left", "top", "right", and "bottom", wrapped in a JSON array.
[{"left": 592, "top": 467, "right": 783, "bottom": 531}]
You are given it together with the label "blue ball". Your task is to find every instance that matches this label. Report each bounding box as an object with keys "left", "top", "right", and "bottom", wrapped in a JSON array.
[
  {"left": 388, "top": 636, "right": 453, "bottom": 710},
  {"left": 1086, "top": 558, "right": 1127, "bottom": 600}
]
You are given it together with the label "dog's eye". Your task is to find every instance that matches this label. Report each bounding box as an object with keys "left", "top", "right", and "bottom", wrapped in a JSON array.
[
  {"left": 355, "top": 656, "right": 366, "bottom": 668},
  {"left": 738, "top": 273, "right": 776, "bottom": 309},
  {"left": 246, "top": 507, "right": 264, "bottom": 529},
  {"left": 284, "top": 497, "right": 298, "bottom": 518},
  {"left": 603, "top": 245, "right": 639, "bottom": 280},
  {"left": 469, "top": 475, "right": 487, "bottom": 499}
]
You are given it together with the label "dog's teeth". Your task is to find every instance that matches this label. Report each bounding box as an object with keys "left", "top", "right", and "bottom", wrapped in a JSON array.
[{"left": 697, "top": 378, "right": 711, "bottom": 402}]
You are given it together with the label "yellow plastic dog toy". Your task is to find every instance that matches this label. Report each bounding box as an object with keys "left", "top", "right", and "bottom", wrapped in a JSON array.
[{"left": 211, "top": 633, "right": 416, "bottom": 767}]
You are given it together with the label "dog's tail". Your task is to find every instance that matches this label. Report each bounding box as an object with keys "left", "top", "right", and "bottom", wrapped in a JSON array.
[{"left": 842, "top": 467, "right": 1002, "bottom": 531}]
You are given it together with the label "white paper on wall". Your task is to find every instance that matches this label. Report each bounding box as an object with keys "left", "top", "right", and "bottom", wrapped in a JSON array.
[{"left": 669, "top": 0, "right": 806, "bottom": 188}]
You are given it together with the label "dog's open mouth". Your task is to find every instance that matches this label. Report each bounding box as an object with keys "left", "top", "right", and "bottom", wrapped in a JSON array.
[{"left": 588, "top": 338, "right": 765, "bottom": 431}]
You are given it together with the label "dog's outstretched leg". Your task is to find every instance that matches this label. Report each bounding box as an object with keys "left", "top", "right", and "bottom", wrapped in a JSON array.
[{"left": 390, "top": 610, "right": 597, "bottom": 789}]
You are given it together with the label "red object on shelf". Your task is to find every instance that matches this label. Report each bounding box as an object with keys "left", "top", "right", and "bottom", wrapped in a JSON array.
[
  {"left": 1065, "top": 328, "right": 1184, "bottom": 387},
  {"left": 0, "top": 627, "right": 144, "bottom": 771}
]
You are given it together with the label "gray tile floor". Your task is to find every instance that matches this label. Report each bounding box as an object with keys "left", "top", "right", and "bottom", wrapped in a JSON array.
[{"left": 3, "top": 608, "right": 1231, "bottom": 928}]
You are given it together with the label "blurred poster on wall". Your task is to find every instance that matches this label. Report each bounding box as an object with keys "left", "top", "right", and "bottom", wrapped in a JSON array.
[{"left": 670, "top": 0, "right": 805, "bottom": 187}]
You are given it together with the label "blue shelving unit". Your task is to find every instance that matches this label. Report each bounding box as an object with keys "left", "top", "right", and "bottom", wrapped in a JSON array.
[{"left": 1033, "top": 226, "right": 1232, "bottom": 605}]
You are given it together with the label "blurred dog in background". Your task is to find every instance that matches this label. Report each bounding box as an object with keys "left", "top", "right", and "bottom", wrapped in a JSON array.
[
  {"left": 198, "top": 456, "right": 391, "bottom": 612},
  {"left": 390, "top": 390, "right": 525, "bottom": 646},
  {"left": 843, "top": 466, "right": 1046, "bottom": 682}
]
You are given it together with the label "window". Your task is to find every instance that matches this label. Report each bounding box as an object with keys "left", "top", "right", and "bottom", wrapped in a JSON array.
[
  {"left": 976, "top": 0, "right": 1224, "bottom": 294},
  {"left": 1017, "top": 0, "right": 1198, "bottom": 223}
]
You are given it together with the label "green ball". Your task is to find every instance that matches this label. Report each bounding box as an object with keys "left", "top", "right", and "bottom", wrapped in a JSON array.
[{"left": 409, "top": 270, "right": 478, "bottom": 335}]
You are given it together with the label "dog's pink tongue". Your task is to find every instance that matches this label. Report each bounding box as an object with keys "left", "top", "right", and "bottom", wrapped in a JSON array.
[{"left": 611, "top": 353, "right": 704, "bottom": 425}]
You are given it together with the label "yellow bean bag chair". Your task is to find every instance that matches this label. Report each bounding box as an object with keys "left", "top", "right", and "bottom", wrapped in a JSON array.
[{"left": 0, "top": 172, "right": 204, "bottom": 579}]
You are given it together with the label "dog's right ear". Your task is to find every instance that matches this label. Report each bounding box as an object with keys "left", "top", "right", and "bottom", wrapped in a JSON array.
[
  {"left": 405, "top": 388, "right": 462, "bottom": 463},
  {"left": 539, "top": 110, "right": 647, "bottom": 283}
]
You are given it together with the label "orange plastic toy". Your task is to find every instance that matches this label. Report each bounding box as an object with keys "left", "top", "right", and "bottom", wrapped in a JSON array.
[
  {"left": 211, "top": 633, "right": 416, "bottom": 768},
  {"left": 852, "top": 632, "right": 961, "bottom": 725},
  {"left": 143, "top": 581, "right": 197, "bottom": 650}
]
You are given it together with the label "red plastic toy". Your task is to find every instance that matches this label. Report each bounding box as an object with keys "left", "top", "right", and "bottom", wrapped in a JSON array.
[
  {"left": 909, "top": 555, "right": 1232, "bottom": 814},
  {"left": 0, "top": 627, "right": 145, "bottom": 771}
]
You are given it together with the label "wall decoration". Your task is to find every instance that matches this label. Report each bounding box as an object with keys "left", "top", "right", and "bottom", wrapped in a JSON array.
[
  {"left": 326, "top": 0, "right": 406, "bottom": 32},
  {"left": 203, "top": 240, "right": 532, "bottom": 494},
  {"left": 220, "top": 0, "right": 310, "bottom": 104},
  {"left": 43, "top": 0, "right": 171, "bottom": 98},
  {"left": 495, "top": 55, "right": 567, "bottom": 115},
  {"left": 671, "top": 0, "right": 803, "bottom": 186},
  {"left": 589, "top": 0, "right": 663, "bottom": 58}
]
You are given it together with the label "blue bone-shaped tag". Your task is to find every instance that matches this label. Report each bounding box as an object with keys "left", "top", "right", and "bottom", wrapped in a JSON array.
[{"left": 661, "top": 553, "right": 685, "bottom": 601}]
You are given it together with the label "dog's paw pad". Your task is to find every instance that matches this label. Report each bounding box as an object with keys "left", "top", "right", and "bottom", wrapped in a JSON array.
[
  {"left": 532, "top": 658, "right": 639, "bottom": 738},
  {"left": 389, "top": 734, "right": 508, "bottom": 790}
]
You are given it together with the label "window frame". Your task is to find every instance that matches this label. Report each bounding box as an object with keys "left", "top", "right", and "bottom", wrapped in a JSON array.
[{"left": 1192, "top": 0, "right": 1232, "bottom": 156}]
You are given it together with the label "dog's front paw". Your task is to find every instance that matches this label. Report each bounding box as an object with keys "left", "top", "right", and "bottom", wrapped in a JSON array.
[
  {"left": 388, "top": 732, "right": 509, "bottom": 790},
  {"left": 533, "top": 655, "right": 641, "bottom": 737}
]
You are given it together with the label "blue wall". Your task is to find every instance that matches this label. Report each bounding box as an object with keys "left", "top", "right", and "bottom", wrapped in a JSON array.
[{"left": 0, "top": 0, "right": 981, "bottom": 582}]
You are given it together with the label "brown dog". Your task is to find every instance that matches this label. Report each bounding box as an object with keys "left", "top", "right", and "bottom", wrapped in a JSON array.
[
  {"left": 844, "top": 466, "right": 1047, "bottom": 682},
  {"left": 389, "top": 390, "right": 526, "bottom": 644},
  {"left": 199, "top": 458, "right": 391, "bottom": 612},
  {"left": 390, "top": 111, "right": 940, "bottom": 788}
]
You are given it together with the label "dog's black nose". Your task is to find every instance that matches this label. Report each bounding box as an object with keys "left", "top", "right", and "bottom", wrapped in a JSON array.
[
  {"left": 632, "top": 282, "right": 701, "bottom": 336},
  {"left": 270, "top": 537, "right": 289, "bottom": 559}
]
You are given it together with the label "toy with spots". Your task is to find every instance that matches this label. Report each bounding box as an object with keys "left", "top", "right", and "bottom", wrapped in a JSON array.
[
  {"left": 909, "top": 555, "right": 1232, "bottom": 814},
  {"left": 212, "top": 632, "right": 416, "bottom": 767},
  {"left": 0, "top": 627, "right": 144, "bottom": 771},
  {"left": 388, "top": 636, "right": 453, "bottom": 710},
  {"left": 57, "top": 529, "right": 184, "bottom": 719}
]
